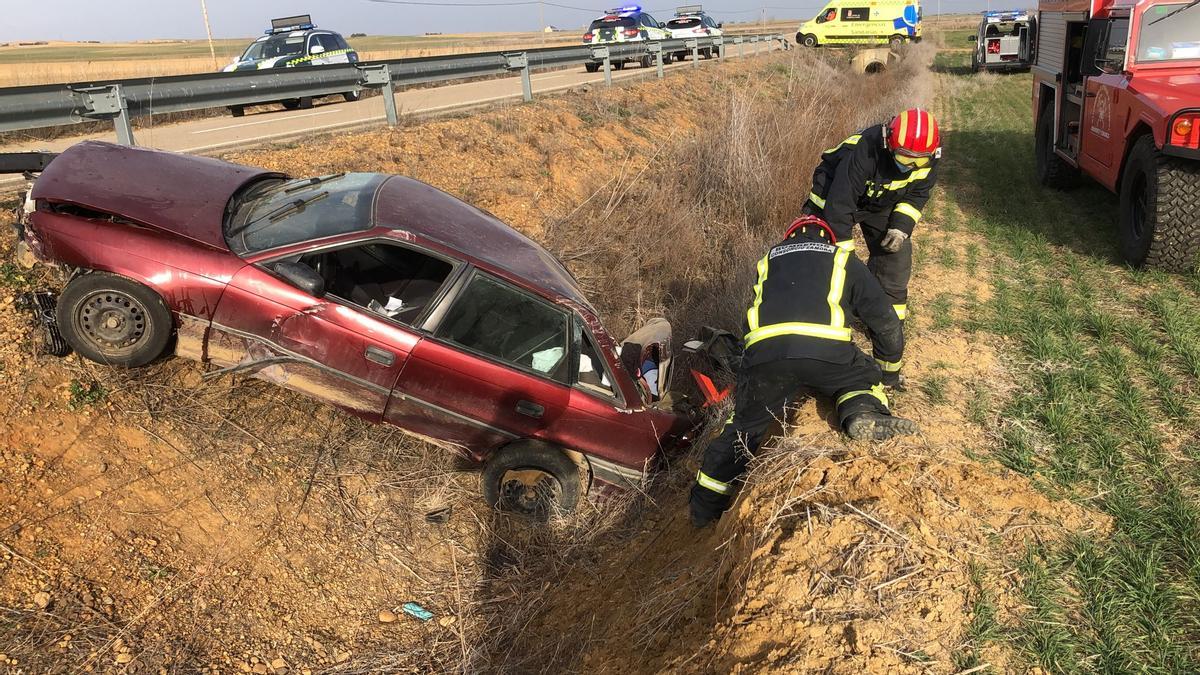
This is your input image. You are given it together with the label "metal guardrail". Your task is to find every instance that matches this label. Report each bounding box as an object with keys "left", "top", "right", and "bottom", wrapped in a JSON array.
[{"left": 0, "top": 33, "right": 788, "bottom": 148}]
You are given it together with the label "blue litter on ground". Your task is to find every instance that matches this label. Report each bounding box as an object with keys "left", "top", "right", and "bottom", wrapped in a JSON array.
[{"left": 403, "top": 602, "right": 434, "bottom": 621}]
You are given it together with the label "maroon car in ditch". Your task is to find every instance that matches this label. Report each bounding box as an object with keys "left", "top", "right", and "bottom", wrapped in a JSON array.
[{"left": 17, "top": 141, "right": 694, "bottom": 515}]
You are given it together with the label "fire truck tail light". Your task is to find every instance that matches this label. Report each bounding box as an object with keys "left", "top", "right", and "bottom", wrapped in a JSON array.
[{"left": 1170, "top": 114, "right": 1199, "bottom": 150}]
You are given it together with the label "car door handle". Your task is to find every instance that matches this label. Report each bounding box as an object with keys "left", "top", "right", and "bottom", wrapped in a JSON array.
[
  {"left": 515, "top": 400, "right": 544, "bottom": 419},
  {"left": 365, "top": 345, "right": 395, "bottom": 366}
]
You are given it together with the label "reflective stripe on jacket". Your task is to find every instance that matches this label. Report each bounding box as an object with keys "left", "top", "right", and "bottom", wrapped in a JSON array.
[
  {"left": 741, "top": 232, "right": 904, "bottom": 369},
  {"left": 808, "top": 124, "right": 939, "bottom": 241}
]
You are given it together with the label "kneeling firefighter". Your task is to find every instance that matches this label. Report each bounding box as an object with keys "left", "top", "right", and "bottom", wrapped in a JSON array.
[
  {"left": 689, "top": 216, "right": 918, "bottom": 528},
  {"left": 803, "top": 107, "right": 941, "bottom": 335}
]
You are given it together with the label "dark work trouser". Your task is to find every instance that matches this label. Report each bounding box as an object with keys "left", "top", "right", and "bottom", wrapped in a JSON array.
[
  {"left": 801, "top": 203, "right": 913, "bottom": 322},
  {"left": 689, "top": 352, "right": 890, "bottom": 521}
]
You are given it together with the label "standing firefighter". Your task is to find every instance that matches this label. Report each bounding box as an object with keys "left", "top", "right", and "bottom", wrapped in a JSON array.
[
  {"left": 804, "top": 108, "right": 941, "bottom": 331},
  {"left": 689, "top": 216, "right": 918, "bottom": 528}
]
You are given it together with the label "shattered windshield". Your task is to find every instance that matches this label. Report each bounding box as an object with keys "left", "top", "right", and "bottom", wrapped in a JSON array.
[
  {"left": 1138, "top": 3, "right": 1200, "bottom": 62},
  {"left": 240, "top": 34, "right": 307, "bottom": 62},
  {"left": 225, "top": 173, "right": 385, "bottom": 255}
]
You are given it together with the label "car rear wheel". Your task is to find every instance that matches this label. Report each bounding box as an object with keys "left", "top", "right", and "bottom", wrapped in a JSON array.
[
  {"left": 613, "top": 60, "right": 625, "bottom": 70},
  {"left": 482, "top": 443, "right": 582, "bottom": 519},
  {"left": 970, "top": 50, "right": 980, "bottom": 72},
  {"left": 56, "top": 273, "right": 173, "bottom": 368},
  {"left": 640, "top": 54, "right": 654, "bottom": 68},
  {"left": 801, "top": 34, "right": 818, "bottom": 48},
  {"left": 229, "top": 105, "right": 245, "bottom": 117},
  {"left": 1118, "top": 135, "right": 1200, "bottom": 271},
  {"left": 343, "top": 91, "right": 361, "bottom": 102},
  {"left": 1035, "top": 105, "right": 1078, "bottom": 189},
  {"left": 585, "top": 62, "right": 600, "bottom": 73}
]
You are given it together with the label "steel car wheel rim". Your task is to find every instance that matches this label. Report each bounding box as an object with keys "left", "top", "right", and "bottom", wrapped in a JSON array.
[
  {"left": 499, "top": 468, "right": 562, "bottom": 516},
  {"left": 76, "top": 290, "right": 149, "bottom": 355}
]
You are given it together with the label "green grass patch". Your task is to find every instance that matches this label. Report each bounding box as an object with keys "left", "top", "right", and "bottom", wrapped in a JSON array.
[{"left": 934, "top": 47, "right": 1200, "bottom": 672}]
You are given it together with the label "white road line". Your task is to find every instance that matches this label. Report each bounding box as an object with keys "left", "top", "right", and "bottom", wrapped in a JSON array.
[{"left": 192, "top": 109, "right": 341, "bottom": 134}]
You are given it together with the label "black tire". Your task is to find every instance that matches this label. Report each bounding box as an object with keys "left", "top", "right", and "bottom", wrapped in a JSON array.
[
  {"left": 281, "top": 99, "right": 302, "bottom": 110},
  {"left": 640, "top": 54, "right": 653, "bottom": 68},
  {"left": 613, "top": 60, "right": 625, "bottom": 70},
  {"left": 702, "top": 48, "right": 713, "bottom": 59},
  {"left": 298, "top": 96, "right": 314, "bottom": 109},
  {"left": 585, "top": 62, "right": 600, "bottom": 73},
  {"left": 801, "top": 34, "right": 818, "bottom": 48},
  {"left": 230, "top": 105, "right": 245, "bottom": 117},
  {"left": 971, "top": 51, "right": 980, "bottom": 72},
  {"left": 1118, "top": 135, "right": 1200, "bottom": 271},
  {"left": 342, "top": 91, "right": 361, "bottom": 102},
  {"left": 56, "top": 272, "right": 173, "bottom": 368},
  {"left": 1034, "top": 105, "right": 1078, "bottom": 189},
  {"left": 482, "top": 443, "right": 582, "bottom": 518}
]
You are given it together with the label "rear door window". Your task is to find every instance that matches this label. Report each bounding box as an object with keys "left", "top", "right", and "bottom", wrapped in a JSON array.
[
  {"left": 842, "top": 7, "right": 871, "bottom": 21},
  {"left": 435, "top": 272, "right": 570, "bottom": 382}
]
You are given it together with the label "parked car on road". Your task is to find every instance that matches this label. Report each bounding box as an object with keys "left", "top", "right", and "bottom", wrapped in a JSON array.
[
  {"left": 665, "top": 5, "right": 723, "bottom": 61},
  {"left": 222, "top": 15, "right": 362, "bottom": 116},
  {"left": 18, "top": 141, "right": 695, "bottom": 516},
  {"left": 1032, "top": 0, "right": 1200, "bottom": 270},
  {"left": 968, "top": 10, "right": 1035, "bottom": 72},
  {"left": 583, "top": 5, "right": 671, "bottom": 71}
]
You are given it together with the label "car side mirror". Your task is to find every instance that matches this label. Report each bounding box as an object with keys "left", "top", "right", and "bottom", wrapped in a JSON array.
[
  {"left": 275, "top": 262, "right": 325, "bottom": 298},
  {"left": 659, "top": 21, "right": 666, "bottom": 28},
  {"left": 310, "top": 44, "right": 326, "bottom": 55},
  {"left": 1097, "top": 44, "right": 1126, "bottom": 74}
]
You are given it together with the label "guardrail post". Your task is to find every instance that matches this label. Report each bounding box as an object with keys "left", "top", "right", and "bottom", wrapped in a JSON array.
[
  {"left": 73, "top": 84, "right": 135, "bottom": 146},
  {"left": 648, "top": 43, "right": 665, "bottom": 79},
  {"left": 686, "top": 39, "right": 699, "bottom": 68},
  {"left": 714, "top": 36, "right": 725, "bottom": 60},
  {"left": 358, "top": 64, "right": 398, "bottom": 125},
  {"left": 592, "top": 46, "right": 612, "bottom": 86},
  {"left": 503, "top": 52, "right": 533, "bottom": 103},
  {"left": 735, "top": 36, "right": 744, "bottom": 58}
]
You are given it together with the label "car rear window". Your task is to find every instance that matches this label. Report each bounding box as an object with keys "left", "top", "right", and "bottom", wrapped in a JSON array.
[
  {"left": 225, "top": 173, "right": 386, "bottom": 255},
  {"left": 667, "top": 18, "right": 701, "bottom": 28},
  {"left": 590, "top": 17, "right": 636, "bottom": 30}
]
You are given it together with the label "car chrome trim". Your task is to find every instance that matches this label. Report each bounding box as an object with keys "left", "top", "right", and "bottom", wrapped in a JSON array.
[
  {"left": 392, "top": 392, "right": 521, "bottom": 439},
  {"left": 587, "top": 454, "right": 647, "bottom": 486}
]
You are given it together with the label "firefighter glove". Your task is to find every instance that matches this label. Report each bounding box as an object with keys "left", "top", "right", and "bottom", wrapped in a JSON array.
[{"left": 880, "top": 228, "right": 909, "bottom": 253}]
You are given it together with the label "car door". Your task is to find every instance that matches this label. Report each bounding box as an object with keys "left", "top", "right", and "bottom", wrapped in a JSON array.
[
  {"left": 386, "top": 269, "right": 571, "bottom": 457},
  {"left": 206, "top": 238, "right": 458, "bottom": 422},
  {"left": 1082, "top": 18, "right": 1130, "bottom": 170}
]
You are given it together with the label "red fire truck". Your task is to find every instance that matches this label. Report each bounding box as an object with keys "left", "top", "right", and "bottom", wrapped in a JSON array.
[{"left": 1032, "top": 0, "right": 1199, "bottom": 270}]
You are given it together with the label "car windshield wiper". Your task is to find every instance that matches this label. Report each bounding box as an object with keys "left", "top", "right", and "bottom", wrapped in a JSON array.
[
  {"left": 228, "top": 191, "right": 330, "bottom": 242},
  {"left": 284, "top": 172, "right": 346, "bottom": 194},
  {"left": 1150, "top": 0, "right": 1199, "bottom": 25}
]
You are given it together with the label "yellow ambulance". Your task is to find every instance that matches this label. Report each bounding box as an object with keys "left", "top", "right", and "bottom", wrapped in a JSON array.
[{"left": 795, "top": 0, "right": 922, "bottom": 48}]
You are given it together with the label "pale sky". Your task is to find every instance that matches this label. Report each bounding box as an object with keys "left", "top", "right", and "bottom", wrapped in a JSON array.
[{"left": 0, "top": 1, "right": 842, "bottom": 42}]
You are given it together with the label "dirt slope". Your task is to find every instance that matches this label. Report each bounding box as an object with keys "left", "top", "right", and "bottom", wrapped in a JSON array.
[{"left": 0, "top": 46, "right": 1107, "bottom": 673}]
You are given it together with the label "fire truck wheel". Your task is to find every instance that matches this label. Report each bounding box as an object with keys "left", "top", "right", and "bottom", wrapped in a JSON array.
[
  {"left": 1119, "top": 135, "right": 1200, "bottom": 272},
  {"left": 1035, "top": 106, "right": 1079, "bottom": 189}
]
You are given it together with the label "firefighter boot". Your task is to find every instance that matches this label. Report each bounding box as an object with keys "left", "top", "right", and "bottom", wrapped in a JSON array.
[{"left": 845, "top": 412, "right": 918, "bottom": 441}]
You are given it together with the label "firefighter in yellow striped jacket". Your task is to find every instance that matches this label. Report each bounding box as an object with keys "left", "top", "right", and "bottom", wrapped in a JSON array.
[
  {"left": 803, "top": 108, "right": 942, "bottom": 331},
  {"left": 689, "top": 216, "right": 918, "bottom": 528}
]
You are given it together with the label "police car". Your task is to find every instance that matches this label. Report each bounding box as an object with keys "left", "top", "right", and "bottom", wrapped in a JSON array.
[
  {"left": 582, "top": 6, "right": 671, "bottom": 71},
  {"left": 223, "top": 15, "right": 361, "bottom": 116},
  {"left": 665, "top": 5, "right": 723, "bottom": 62}
]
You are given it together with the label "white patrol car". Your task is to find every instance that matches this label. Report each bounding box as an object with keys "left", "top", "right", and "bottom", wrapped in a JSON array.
[
  {"left": 665, "top": 5, "right": 723, "bottom": 62},
  {"left": 583, "top": 5, "right": 671, "bottom": 71},
  {"left": 223, "top": 15, "right": 361, "bottom": 116}
]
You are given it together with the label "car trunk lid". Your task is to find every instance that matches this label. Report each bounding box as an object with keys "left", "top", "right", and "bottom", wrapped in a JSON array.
[{"left": 30, "top": 141, "right": 278, "bottom": 251}]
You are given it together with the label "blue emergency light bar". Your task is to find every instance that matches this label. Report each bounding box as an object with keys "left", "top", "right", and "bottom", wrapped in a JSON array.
[
  {"left": 606, "top": 5, "right": 642, "bottom": 14},
  {"left": 981, "top": 9, "right": 1028, "bottom": 20}
]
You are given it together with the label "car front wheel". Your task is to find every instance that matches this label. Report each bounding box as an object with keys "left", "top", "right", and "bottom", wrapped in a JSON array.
[
  {"left": 56, "top": 272, "right": 173, "bottom": 367},
  {"left": 801, "top": 34, "right": 818, "bottom": 48},
  {"left": 482, "top": 443, "right": 582, "bottom": 518}
]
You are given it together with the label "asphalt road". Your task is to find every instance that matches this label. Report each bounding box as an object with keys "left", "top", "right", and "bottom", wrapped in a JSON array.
[{"left": 0, "top": 42, "right": 776, "bottom": 162}]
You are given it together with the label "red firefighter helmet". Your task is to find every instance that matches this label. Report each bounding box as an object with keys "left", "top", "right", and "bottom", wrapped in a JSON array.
[
  {"left": 887, "top": 108, "right": 940, "bottom": 158},
  {"left": 784, "top": 215, "right": 837, "bottom": 243}
]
